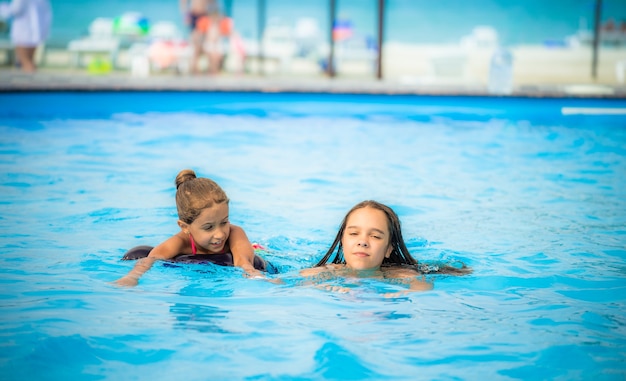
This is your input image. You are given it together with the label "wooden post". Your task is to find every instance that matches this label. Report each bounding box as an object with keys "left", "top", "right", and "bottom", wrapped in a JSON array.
[
  {"left": 592, "top": 0, "right": 602, "bottom": 79},
  {"left": 258, "top": 0, "right": 266, "bottom": 75},
  {"left": 376, "top": 0, "right": 384, "bottom": 80},
  {"left": 328, "top": 0, "right": 336, "bottom": 77},
  {"left": 224, "top": 0, "right": 233, "bottom": 17}
]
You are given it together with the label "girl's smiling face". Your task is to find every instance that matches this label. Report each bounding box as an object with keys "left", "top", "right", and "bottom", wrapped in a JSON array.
[
  {"left": 184, "top": 203, "right": 230, "bottom": 254},
  {"left": 341, "top": 206, "right": 392, "bottom": 270}
]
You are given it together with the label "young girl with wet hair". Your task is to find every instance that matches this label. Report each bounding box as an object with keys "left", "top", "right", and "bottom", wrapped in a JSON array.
[
  {"left": 115, "top": 169, "right": 264, "bottom": 286},
  {"left": 301, "top": 200, "right": 471, "bottom": 293}
]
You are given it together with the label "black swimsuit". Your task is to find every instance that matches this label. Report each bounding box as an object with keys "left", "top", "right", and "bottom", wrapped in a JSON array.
[
  {"left": 122, "top": 245, "right": 271, "bottom": 272},
  {"left": 189, "top": 12, "right": 208, "bottom": 31}
]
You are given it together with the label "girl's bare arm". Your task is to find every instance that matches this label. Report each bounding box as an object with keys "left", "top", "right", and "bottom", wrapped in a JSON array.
[
  {"left": 115, "top": 234, "right": 186, "bottom": 287},
  {"left": 383, "top": 268, "right": 433, "bottom": 296},
  {"left": 229, "top": 225, "right": 264, "bottom": 278}
]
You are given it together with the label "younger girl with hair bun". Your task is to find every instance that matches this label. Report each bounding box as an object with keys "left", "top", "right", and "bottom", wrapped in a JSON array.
[{"left": 115, "top": 169, "right": 266, "bottom": 286}]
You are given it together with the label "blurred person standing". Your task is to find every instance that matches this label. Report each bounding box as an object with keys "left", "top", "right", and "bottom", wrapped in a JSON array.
[
  {"left": 196, "top": 6, "right": 234, "bottom": 74},
  {"left": 0, "top": 0, "right": 52, "bottom": 73},
  {"left": 180, "top": 0, "right": 217, "bottom": 74}
]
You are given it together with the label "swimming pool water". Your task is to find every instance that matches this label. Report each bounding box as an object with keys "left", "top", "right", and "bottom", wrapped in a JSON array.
[{"left": 0, "top": 92, "right": 625, "bottom": 380}]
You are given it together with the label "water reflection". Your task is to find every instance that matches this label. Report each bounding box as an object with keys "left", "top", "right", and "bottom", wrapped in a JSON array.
[{"left": 169, "top": 302, "right": 231, "bottom": 333}]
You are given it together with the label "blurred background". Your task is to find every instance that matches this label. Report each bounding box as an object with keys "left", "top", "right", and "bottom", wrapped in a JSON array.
[{"left": 1, "top": 0, "right": 626, "bottom": 89}]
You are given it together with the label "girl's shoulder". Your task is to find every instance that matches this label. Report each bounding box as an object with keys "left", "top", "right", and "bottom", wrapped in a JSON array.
[
  {"left": 382, "top": 266, "right": 420, "bottom": 279},
  {"left": 228, "top": 224, "right": 246, "bottom": 236},
  {"left": 150, "top": 233, "right": 190, "bottom": 259},
  {"left": 300, "top": 264, "right": 343, "bottom": 277},
  {"left": 229, "top": 223, "right": 242, "bottom": 230}
]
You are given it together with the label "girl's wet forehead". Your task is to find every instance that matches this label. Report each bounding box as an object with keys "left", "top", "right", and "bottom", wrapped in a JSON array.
[
  {"left": 345, "top": 207, "right": 389, "bottom": 233},
  {"left": 194, "top": 203, "right": 229, "bottom": 224}
]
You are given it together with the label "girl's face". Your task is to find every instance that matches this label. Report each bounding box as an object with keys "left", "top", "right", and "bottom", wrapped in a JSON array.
[
  {"left": 185, "top": 203, "right": 230, "bottom": 254},
  {"left": 341, "top": 206, "right": 392, "bottom": 270}
]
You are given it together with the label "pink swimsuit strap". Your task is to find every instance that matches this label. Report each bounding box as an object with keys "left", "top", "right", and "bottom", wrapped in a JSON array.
[
  {"left": 189, "top": 234, "right": 197, "bottom": 255},
  {"left": 189, "top": 234, "right": 230, "bottom": 255}
]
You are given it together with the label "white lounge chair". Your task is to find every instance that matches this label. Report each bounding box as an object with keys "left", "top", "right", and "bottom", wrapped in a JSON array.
[
  {"left": 0, "top": 38, "right": 13, "bottom": 66},
  {"left": 243, "top": 21, "right": 297, "bottom": 74},
  {"left": 148, "top": 21, "right": 181, "bottom": 41},
  {"left": 294, "top": 17, "right": 322, "bottom": 58},
  {"left": 67, "top": 17, "right": 120, "bottom": 68},
  {"left": 616, "top": 59, "right": 626, "bottom": 84}
]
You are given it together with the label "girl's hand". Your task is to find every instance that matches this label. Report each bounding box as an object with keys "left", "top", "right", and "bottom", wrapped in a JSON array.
[
  {"left": 242, "top": 268, "right": 284, "bottom": 284},
  {"left": 322, "top": 285, "right": 351, "bottom": 293},
  {"left": 114, "top": 275, "right": 139, "bottom": 287}
]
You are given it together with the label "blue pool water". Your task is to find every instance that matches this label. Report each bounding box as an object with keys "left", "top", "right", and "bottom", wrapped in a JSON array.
[{"left": 0, "top": 92, "right": 625, "bottom": 380}]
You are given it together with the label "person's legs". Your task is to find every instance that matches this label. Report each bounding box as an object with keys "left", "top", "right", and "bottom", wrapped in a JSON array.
[
  {"left": 207, "top": 51, "right": 221, "bottom": 74},
  {"left": 15, "top": 46, "right": 37, "bottom": 72},
  {"left": 190, "top": 30, "right": 204, "bottom": 74},
  {"left": 205, "top": 39, "right": 222, "bottom": 74},
  {"left": 205, "top": 25, "right": 223, "bottom": 74}
]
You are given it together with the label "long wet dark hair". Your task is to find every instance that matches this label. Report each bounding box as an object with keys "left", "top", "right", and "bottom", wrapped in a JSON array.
[{"left": 315, "top": 200, "right": 471, "bottom": 275}]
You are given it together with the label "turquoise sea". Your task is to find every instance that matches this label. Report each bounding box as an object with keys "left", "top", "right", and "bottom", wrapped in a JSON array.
[{"left": 46, "top": 0, "right": 626, "bottom": 48}]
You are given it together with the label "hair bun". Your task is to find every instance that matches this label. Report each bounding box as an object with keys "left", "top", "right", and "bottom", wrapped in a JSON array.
[{"left": 175, "top": 169, "right": 197, "bottom": 189}]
